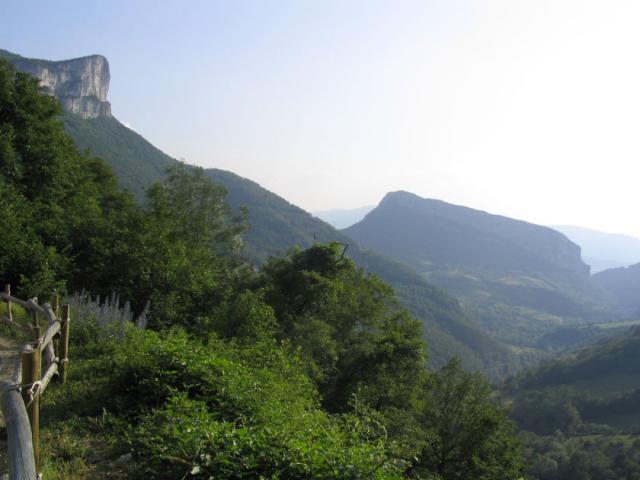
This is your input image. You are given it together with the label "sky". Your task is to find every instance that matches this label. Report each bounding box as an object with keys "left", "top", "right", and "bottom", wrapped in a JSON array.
[{"left": 2, "top": 1, "right": 640, "bottom": 236}]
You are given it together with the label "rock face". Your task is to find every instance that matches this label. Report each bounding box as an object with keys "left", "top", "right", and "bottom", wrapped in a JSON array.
[{"left": 1, "top": 49, "right": 111, "bottom": 119}]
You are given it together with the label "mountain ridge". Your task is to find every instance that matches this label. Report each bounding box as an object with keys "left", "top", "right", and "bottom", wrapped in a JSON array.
[
  {"left": 347, "top": 190, "right": 591, "bottom": 277},
  {"left": 344, "top": 191, "right": 617, "bottom": 350}
]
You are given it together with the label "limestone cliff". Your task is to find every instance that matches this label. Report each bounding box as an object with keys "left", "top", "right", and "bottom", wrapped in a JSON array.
[{"left": 0, "top": 49, "right": 111, "bottom": 119}]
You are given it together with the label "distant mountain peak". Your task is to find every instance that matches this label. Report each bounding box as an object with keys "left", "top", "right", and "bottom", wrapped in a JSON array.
[
  {"left": 378, "top": 191, "right": 490, "bottom": 217},
  {"left": 380, "top": 190, "right": 428, "bottom": 206},
  {"left": 0, "top": 49, "right": 111, "bottom": 119},
  {"left": 343, "top": 191, "right": 618, "bottom": 351},
  {"left": 350, "top": 191, "right": 590, "bottom": 276}
]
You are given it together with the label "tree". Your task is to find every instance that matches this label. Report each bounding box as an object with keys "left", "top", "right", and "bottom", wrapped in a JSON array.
[
  {"left": 126, "top": 165, "right": 247, "bottom": 329},
  {"left": 258, "top": 242, "right": 426, "bottom": 412},
  {"left": 0, "top": 58, "right": 138, "bottom": 296},
  {"left": 410, "top": 360, "right": 523, "bottom": 480}
]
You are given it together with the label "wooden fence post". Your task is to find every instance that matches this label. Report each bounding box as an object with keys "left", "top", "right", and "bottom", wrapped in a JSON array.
[
  {"left": 21, "top": 345, "right": 41, "bottom": 475},
  {"left": 52, "top": 292, "right": 60, "bottom": 317},
  {"left": 4, "top": 284, "right": 11, "bottom": 321},
  {"left": 52, "top": 291, "right": 60, "bottom": 367},
  {"left": 31, "top": 302, "right": 41, "bottom": 343},
  {"left": 60, "top": 304, "right": 70, "bottom": 383}
]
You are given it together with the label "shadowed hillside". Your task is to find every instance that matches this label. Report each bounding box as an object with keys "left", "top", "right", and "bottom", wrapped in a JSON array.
[
  {"left": 60, "top": 114, "right": 514, "bottom": 375},
  {"left": 344, "top": 191, "right": 618, "bottom": 350},
  {"left": 506, "top": 327, "right": 640, "bottom": 431},
  {"left": 593, "top": 263, "right": 640, "bottom": 317}
]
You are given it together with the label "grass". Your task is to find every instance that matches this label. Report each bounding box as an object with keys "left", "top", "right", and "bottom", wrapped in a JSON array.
[
  {"left": 33, "top": 328, "right": 135, "bottom": 479},
  {"left": 39, "top": 416, "right": 132, "bottom": 480}
]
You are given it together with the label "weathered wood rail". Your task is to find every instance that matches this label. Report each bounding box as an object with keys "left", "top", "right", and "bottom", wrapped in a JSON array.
[{"left": 0, "top": 286, "right": 71, "bottom": 479}]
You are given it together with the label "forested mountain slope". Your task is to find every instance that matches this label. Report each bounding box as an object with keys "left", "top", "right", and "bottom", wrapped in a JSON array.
[
  {"left": 509, "top": 328, "right": 640, "bottom": 397},
  {"left": 505, "top": 327, "right": 640, "bottom": 479},
  {"left": 3, "top": 47, "right": 525, "bottom": 375},
  {"left": 593, "top": 263, "right": 640, "bottom": 317},
  {"left": 504, "top": 326, "right": 640, "bottom": 466},
  {"left": 64, "top": 116, "right": 513, "bottom": 373},
  {"left": 344, "top": 191, "right": 618, "bottom": 350},
  {"left": 63, "top": 114, "right": 175, "bottom": 201}
]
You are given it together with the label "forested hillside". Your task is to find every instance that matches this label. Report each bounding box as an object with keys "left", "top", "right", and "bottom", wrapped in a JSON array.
[
  {"left": 60, "top": 98, "right": 514, "bottom": 374},
  {"left": 593, "top": 263, "right": 640, "bottom": 316},
  {"left": 63, "top": 114, "right": 174, "bottom": 201},
  {"left": 344, "top": 191, "right": 618, "bottom": 351},
  {"left": 504, "top": 328, "right": 640, "bottom": 479}
]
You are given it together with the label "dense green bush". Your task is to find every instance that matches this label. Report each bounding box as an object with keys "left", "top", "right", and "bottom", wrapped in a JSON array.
[
  {"left": 53, "top": 326, "right": 403, "bottom": 479},
  {"left": 257, "top": 243, "right": 426, "bottom": 413}
]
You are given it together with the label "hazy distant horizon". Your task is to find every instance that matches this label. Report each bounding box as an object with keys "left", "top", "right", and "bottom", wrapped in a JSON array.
[{"left": 3, "top": 1, "right": 640, "bottom": 236}]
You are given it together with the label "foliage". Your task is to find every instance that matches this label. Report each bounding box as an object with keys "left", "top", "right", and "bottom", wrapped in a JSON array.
[
  {"left": 409, "top": 361, "right": 523, "bottom": 480},
  {"left": 256, "top": 242, "right": 426, "bottom": 412},
  {"left": 62, "top": 113, "right": 175, "bottom": 202},
  {"left": 0, "top": 58, "right": 247, "bottom": 326},
  {"left": 120, "top": 165, "right": 247, "bottom": 328},
  {"left": 41, "top": 327, "right": 404, "bottom": 479},
  {"left": 506, "top": 329, "right": 640, "bottom": 479},
  {"left": 506, "top": 331, "right": 640, "bottom": 434},
  {"left": 521, "top": 431, "right": 640, "bottom": 480},
  {"left": 0, "top": 58, "right": 138, "bottom": 297}
]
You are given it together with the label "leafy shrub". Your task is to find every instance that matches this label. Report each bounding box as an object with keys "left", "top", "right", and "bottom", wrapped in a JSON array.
[{"left": 61, "top": 327, "right": 402, "bottom": 479}]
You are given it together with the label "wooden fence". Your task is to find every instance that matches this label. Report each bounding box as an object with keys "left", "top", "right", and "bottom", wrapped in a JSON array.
[{"left": 0, "top": 285, "right": 71, "bottom": 479}]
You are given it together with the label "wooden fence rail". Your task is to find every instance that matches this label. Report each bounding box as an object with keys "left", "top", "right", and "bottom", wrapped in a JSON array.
[{"left": 0, "top": 286, "right": 71, "bottom": 479}]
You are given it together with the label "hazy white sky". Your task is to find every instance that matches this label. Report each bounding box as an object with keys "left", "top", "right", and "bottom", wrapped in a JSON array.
[{"left": 2, "top": 1, "right": 640, "bottom": 235}]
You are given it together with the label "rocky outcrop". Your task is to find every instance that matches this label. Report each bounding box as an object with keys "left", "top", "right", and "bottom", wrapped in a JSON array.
[{"left": 1, "top": 49, "right": 111, "bottom": 119}]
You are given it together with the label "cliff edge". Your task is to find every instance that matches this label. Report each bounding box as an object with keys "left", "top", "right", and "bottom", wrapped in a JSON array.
[{"left": 0, "top": 49, "right": 111, "bottom": 119}]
